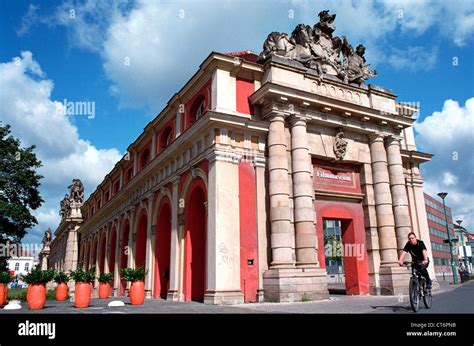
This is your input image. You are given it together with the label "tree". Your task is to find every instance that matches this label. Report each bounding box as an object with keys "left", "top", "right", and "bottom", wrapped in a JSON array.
[{"left": 0, "top": 123, "right": 43, "bottom": 270}]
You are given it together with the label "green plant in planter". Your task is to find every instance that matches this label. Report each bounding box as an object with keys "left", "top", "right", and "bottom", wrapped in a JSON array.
[
  {"left": 98, "top": 272, "right": 114, "bottom": 284},
  {"left": 69, "top": 265, "right": 96, "bottom": 283},
  {"left": 22, "top": 265, "right": 55, "bottom": 284},
  {"left": 120, "top": 267, "right": 147, "bottom": 282},
  {"left": 53, "top": 271, "right": 69, "bottom": 284},
  {"left": 0, "top": 271, "right": 12, "bottom": 284}
]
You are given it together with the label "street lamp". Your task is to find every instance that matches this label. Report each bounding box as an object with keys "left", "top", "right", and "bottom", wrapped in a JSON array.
[
  {"left": 456, "top": 220, "right": 470, "bottom": 273},
  {"left": 437, "top": 192, "right": 458, "bottom": 284}
]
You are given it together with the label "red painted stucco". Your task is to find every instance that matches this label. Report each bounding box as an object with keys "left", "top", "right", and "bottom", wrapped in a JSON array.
[
  {"left": 135, "top": 213, "right": 147, "bottom": 268},
  {"left": 120, "top": 222, "right": 130, "bottom": 296},
  {"left": 183, "top": 179, "right": 207, "bottom": 302},
  {"left": 236, "top": 77, "right": 254, "bottom": 115},
  {"left": 154, "top": 198, "right": 172, "bottom": 299},
  {"left": 315, "top": 201, "right": 369, "bottom": 295},
  {"left": 108, "top": 228, "right": 117, "bottom": 274},
  {"left": 238, "top": 161, "right": 259, "bottom": 302}
]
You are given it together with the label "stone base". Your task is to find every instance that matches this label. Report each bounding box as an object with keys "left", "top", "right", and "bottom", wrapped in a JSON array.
[
  {"left": 257, "top": 289, "right": 265, "bottom": 303},
  {"left": 204, "top": 290, "right": 244, "bottom": 305},
  {"left": 145, "top": 289, "right": 152, "bottom": 299},
  {"left": 166, "top": 290, "right": 181, "bottom": 302},
  {"left": 379, "top": 265, "right": 410, "bottom": 295},
  {"left": 112, "top": 288, "right": 118, "bottom": 297},
  {"left": 263, "top": 267, "right": 329, "bottom": 302}
]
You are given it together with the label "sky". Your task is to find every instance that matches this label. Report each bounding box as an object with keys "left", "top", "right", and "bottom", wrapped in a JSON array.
[{"left": 0, "top": 0, "right": 473, "bottom": 248}]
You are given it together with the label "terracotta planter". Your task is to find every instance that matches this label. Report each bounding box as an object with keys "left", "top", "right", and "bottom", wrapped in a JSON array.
[
  {"left": 129, "top": 280, "right": 145, "bottom": 305},
  {"left": 74, "top": 282, "right": 92, "bottom": 308},
  {"left": 27, "top": 283, "right": 46, "bottom": 310},
  {"left": 0, "top": 283, "right": 7, "bottom": 308},
  {"left": 98, "top": 282, "right": 111, "bottom": 299},
  {"left": 56, "top": 282, "right": 68, "bottom": 301}
]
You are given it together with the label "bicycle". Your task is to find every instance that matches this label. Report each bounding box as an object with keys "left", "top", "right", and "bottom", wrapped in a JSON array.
[{"left": 403, "top": 261, "right": 432, "bottom": 312}]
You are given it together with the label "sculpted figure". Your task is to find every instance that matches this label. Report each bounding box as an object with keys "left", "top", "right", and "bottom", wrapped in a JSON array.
[{"left": 343, "top": 44, "right": 377, "bottom": 85}]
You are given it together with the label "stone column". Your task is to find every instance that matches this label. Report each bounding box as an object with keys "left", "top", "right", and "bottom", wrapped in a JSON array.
[
  {"left": 144, "top": 195, "right": 154, "bottom": 299},
  {"left": 369, "top": 134, "right": 398, "bottom": 265},
  {"left": 112, "top": 218, "right": 121, "bottom": 297},
  {"left": 167, "top": 177, "right": 181, "bottom": 301},
  {"left": 255, "top": 157, "right": 268, "bottom": 302},
  {"left": 205, "top": 153, "right": 243, "bottom": 304},
  {"left": 289, "top": 116, "right": 318, "bottom": 267},
  {"left": 369, "top": 133, "right": 409, "bottom": 295},
  {"left": 386, "top": 136, "right": 412, "bottom": 252},
  {"left": 267, "top": 112, "right": 294, "bottom": 268},
  {"left": 262, "top": 110, "right": 327, "bottom": 302}
]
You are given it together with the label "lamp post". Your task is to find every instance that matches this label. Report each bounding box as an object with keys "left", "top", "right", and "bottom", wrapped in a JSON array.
[
  {"left": 437, "top": 192, "right": 458, "bottom": 284},
  {"left": 456, "top": 220, "right": 470, "bottom": 273}
]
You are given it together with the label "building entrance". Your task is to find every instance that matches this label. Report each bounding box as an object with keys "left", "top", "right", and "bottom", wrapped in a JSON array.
[{"left": 323, "top": 219, "right": 345, "bottom": 292}]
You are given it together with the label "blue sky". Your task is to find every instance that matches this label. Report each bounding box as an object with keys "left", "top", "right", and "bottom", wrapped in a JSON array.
[{"left": 1, "top": 0, "right": 473, "bottom": 247}]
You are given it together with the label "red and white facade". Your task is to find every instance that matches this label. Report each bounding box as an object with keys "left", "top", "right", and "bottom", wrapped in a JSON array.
[{"left": 48, "top": 51, "right": 434, "bottom": 304}]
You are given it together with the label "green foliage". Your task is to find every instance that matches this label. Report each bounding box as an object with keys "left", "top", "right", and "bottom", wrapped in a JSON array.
[
  {"left": 53, "top": 271, "right": 69, "bottom": 283},
  {"left": 69, "top": 265, "right": 96, "bottom": 283},
  {"left": 0, "top": 123, "right": 44, "bottom": 269},
  {"left": 98, "top": 272, "right": 114, "bottom": 283},
  {"left": 22, "top": 265, "right": 54, "bottom": 284},
  {"left": 8, "top": 288, "right": 27, "bottom": 301},
  {"left": 120, "top": 266, "right": 147, "bottom": 282},
  {"left": 301, "top": 293, "right": 311, "bottom": 302},
  {"left": 0, "top": 270, "right": 12, "bottom": 284}
]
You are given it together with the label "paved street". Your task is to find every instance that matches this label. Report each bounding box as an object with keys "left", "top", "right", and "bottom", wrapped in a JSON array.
[{"left": 1, "top": 281, "right": 472, "bottom": 314}]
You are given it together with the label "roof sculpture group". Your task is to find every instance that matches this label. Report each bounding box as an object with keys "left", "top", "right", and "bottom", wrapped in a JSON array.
[{"left": 258, "top": 10, "right": 377, "bottom": 85}]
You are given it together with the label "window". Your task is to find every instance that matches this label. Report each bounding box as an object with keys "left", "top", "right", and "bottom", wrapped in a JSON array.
[
  {"left": 189, "top": 95, "right": 206, "bottom": 124},
  {"left": 160, "top": 127, "right": 173, "bottom": 149},
  {"left": 14, "top": 262, "right": 19, "bottom": 271},
  {"left": 139, "top": 148, "right": 150, "bottom": 170},
  {"left": 113, "top": 180, "right": 120, "bottom": 195},
  {"left": 24, "top": 263, "right": 29, "bottom": 271},
  {"left": 195, "top": 99, "right": 205, "bottom": 120}
]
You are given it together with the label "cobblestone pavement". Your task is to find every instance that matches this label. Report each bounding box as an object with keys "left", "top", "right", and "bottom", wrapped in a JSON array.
[{"left": 1, "top": 281, "right": 469, "bottom": 314}]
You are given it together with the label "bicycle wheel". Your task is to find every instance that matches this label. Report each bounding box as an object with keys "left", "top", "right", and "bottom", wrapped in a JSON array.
[
  {"left": 423, "top": 287, "right": 432, "bottom": 309},
  {"left": 409, "top": 278, "right": 420, "bottom": 312}
]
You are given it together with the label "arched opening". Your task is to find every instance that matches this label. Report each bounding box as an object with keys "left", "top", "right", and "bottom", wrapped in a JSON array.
[
  {"left": 160, "top": 127, "right": 173, "bottom": 150},
  {"left": 92, "top": 238, "right": 98, "bottom": 270},
  {"left": 85, "top": 241, "right": 91, "bottom": 269},
  {"left": 108, "top": 228, "right": 117, "bottom": 275},
  {"left": 184, "top": 182, "right": 207, "bottom": 302},
  {"left": 99, "top": 233, "right": 106, "bottom": 274},
  {"left": 189, "top": 95, "right": 206, "bottom": 125},
  {"left": 139, "top": 148, "right": 150, "bottom": 171},
  {"left": 135, "top": 213, "right": 147, "bottom": 268},
  {"left": 154, "top": 199, "right": 172, "bottom": 299},
  {"left": 120, "top": 222, "right": 130, "bottom": 296}
]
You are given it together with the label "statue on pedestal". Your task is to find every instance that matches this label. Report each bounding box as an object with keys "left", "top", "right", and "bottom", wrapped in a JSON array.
[{"left": 258, "top": 10, "right": 377, "bottom": 85}]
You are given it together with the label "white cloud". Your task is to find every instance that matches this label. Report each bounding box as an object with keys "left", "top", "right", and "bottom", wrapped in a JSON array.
[
  {"left": 386, "top": 46, "right": 438, "bottom": 71},
  {"left": 0, "top": 51, "right": 122, "bottom": 244},
  {"left": 415, "top": 98, "right": 474, "bottom": 230}
]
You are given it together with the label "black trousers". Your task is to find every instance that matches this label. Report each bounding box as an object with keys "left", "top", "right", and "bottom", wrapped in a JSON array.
[{"left": 414, "top": 262, "right": 432, "bottom": 284}]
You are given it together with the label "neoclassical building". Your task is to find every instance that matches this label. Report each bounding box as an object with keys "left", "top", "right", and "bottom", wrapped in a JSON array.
[{"left": 48, "top": 11, "right": 435, "bottom": 304}]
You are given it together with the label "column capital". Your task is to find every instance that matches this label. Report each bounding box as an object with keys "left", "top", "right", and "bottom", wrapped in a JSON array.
[
  {"left": 288, "top": 114, "right": 311, "bottom": 126},
  {"left": 385, "top": 135, "right": 403, "bottom": 146},
  {"left": 368, "top": 132, "right": 388, "bottom": 143},
  {"left": 263, "top": 110, "right": 290, "bottom": 122},
  {"left": 171, "top": 175, "right": 181, "bottom": 186}
]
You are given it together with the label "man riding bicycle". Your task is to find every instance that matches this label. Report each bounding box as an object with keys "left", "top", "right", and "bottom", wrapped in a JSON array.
[{"left": 398, "top": 232, "right": 432, "bottom": 289}]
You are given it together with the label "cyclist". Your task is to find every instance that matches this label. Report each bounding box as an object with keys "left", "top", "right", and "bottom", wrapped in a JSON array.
[{"left": 398, "top": 232, "right": 432, "bottom": 289}]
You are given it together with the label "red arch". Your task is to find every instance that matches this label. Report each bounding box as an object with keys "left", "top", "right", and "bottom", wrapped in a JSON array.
[
  {"left": 99, "top": 233, "right": 106, "bottom": 274},
  {"left": 154, "top": 198, "right": 172, "bottom": 299},
  {"left": 135, "top": 212, "right": 147, "bottom": 268},
  {"left": 92, "top": 238, "right": 98, "bottom": 270},
  {"left": 183, "top": 178, "right": 207, "bottom": 302},
  {"left": 120, "top": 222, "right": 130, "bottom": 296},
  {"left": 315, "top": 200, "right": 369, "bottom": 295},
  {"left": 85, "top": 240, "right": 91, "bottom": 269},
  {"left": 108, "top": 228, "right": 117, "bottom": 275}
]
